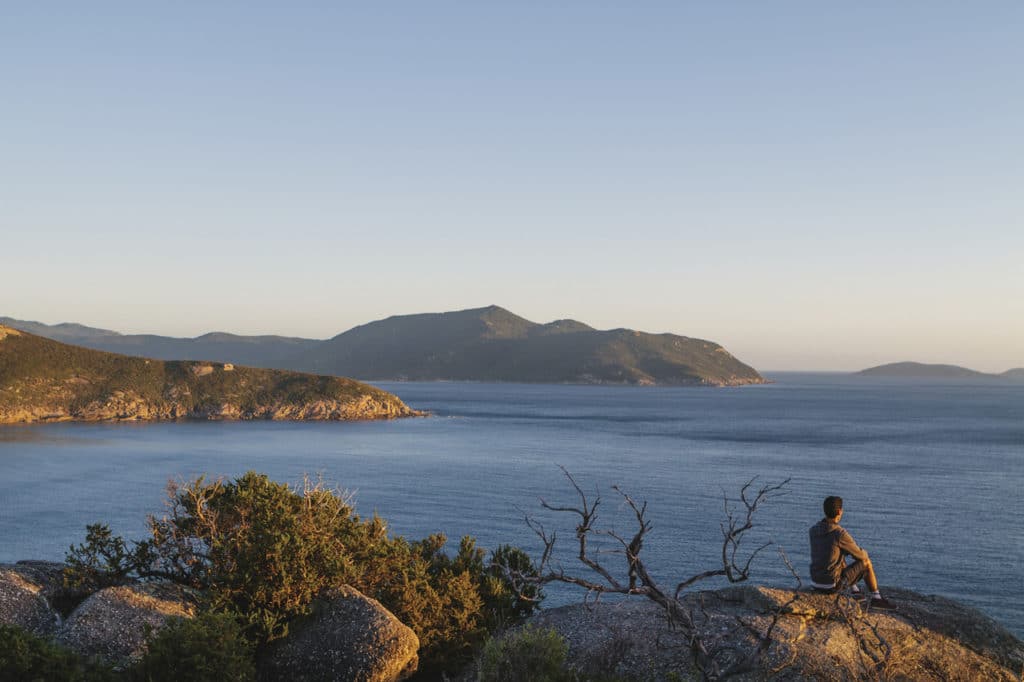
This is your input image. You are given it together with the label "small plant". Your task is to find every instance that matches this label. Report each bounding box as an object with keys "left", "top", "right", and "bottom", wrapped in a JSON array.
[
  {"left": 131, "top": 612, "right": 255, "bottom": 682},
  {"left": 0, "top": 624, "right": 115, "bottom": 682},
  {"left": 478, "top": 625, "right": 574, "bottom": 682}
]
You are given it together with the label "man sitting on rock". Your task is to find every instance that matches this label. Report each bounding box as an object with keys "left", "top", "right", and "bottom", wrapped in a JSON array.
[{"left": 809, "top": 495, "right": 895, "bottom": 610}]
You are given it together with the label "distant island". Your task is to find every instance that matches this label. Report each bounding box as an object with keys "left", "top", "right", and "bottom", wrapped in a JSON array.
[
  {"left": 857, "top": 361, "right": 1024, "bottom": 380},
  {"left": 0, "top": 325, "right": 416, "bottom": 424},
  {"left": 296, "top": 306, "right": 765, "bottom": 386},
  {"left": 2, "top": 306, "right": 766, "bottom": 387}
]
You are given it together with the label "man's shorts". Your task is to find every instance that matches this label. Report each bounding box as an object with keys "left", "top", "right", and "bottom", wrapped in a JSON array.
[{"left": 837, "top": 559, "right": 869, "bottom": 588}]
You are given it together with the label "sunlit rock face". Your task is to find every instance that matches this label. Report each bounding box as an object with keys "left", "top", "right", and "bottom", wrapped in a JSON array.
[
  {"left": 517, "top": 585, "right": 1024, "bottom": 681},
  {"left": 261, "top": 585, "right": 420, "bottom": 682},
  {"left": 54, "top": 583, "right": 198, "bottom": 668}
]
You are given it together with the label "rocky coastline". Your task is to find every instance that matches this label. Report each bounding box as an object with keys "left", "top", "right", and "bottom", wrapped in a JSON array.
[
  {"left": 0, "top": 391, "right": 419, "bottom": 425},
  {"left": 3, "top": 559, "right": 1021, "bottom": 680},
  {"left": 0, "top": 324, "right": 422, "bottom": 425}
]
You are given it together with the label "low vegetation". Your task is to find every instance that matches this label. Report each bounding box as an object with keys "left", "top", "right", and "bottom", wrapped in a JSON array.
[
  {"left": 60, "top": 471, "right": 541, "bottom": 678},
  {"left": 0, "top": 624, "right": 115, "bottom": 682},
  {"left": 477, "top": 625, "right": 573, "bottom": 682},
  {"left": 133, "top": 613, "right": 255, "bottom": 682}
]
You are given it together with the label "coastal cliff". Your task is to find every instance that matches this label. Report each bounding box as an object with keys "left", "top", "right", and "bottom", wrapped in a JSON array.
[
  {"left": 3, "top": 562, "right": 1020, "bottom": 680},
  {"left": 0, "top": 325, "right": 417, "bottom": 424}
]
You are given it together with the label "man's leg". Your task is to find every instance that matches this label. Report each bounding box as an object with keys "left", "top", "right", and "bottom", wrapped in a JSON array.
[
  {"left": 840, "top": 558, "right": 895, "bottom": 610},
  {"left": 838, "top": 558, "right": 876, "bottom": 592},
  {"left": 859, "top": 558, "right": 879, "bottom": 593}
]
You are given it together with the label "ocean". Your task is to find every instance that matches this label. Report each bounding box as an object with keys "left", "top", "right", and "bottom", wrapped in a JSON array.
[{"left": 1, "top": 373, "right": 1021, "bottom": 635}]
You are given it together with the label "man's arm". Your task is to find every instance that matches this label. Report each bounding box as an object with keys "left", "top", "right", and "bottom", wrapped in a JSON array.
[{"left": 838, "top": 529, "right": 869, "bottom": 561}]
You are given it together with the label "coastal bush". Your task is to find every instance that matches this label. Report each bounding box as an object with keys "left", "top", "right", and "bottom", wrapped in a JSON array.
[
  {"left": 0, "top": 623, "right": 115, "bottom": 682},
  {"left": 482, "top": 544, "right": 542, "bottom": 629},
  {"left": 144, "top": 473, "right": 361, "bottom": 642},
  {"left": 64, "top": 523, "right": 142, "bottom": 595},
  {"left": 65, "top": 471, "right": 541, "bottom": 675},
  {"left": 477, "top": 625, "right": 573, "bottom": 682},
  {"left": 131, "top": 613, "right": 255, "bottom": 682}
]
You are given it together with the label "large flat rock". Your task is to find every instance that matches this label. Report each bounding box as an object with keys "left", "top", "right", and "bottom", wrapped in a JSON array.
[{"left": 518, "top": 586, "right": 1024, "bottom": 681}]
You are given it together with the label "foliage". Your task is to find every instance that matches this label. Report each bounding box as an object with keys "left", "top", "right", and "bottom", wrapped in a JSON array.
[
  {"left": 0, "top": 624, "right": 115, "bottom": 682},
  {"left": 340, "top": 533, "right": 540, "bottom": 673},
  {"left": 482, "top": 545, "right": 542, "bottom": 629},
  {"left": 64, "top": 471, "right": 542, "bottom": 675},
  {"left": 64, "top": 523, "right": 142, "bottom": 594},
  {"left": 477, "top": 626, "right": 573, "bottom": 682},
  {"left": 141, "top": 473, "right": 363, "bottom": 642},
  {"left": 131, "top": 613, "right": 255, "bottom": 682}
]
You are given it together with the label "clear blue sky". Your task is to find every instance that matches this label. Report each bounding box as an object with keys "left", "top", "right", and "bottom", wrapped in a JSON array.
[{"left": 2, "top": 3, "right": 1021, "bottom": 371}]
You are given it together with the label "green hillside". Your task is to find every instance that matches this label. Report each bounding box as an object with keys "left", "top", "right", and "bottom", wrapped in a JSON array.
[
  {"left": 299, "top": 306, "right": 765, "bottom": 386},
  {"left": 0, "top": 325, "right": 415, "bottom": 423}
]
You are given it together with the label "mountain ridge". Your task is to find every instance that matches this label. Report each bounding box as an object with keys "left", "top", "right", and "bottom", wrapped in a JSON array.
[
  {"left": 2, "top": 307, "right": 765, "bottom": 387},
  {"left": 299, "top": 305, "right": 765, "bottom": 386}
]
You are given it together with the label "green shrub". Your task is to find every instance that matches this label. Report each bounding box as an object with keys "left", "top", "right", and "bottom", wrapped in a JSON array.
[
  {"left": 358, "top": 533, "right": 487, "bottom": 673},
  {"left": 0, "top": 624, "right": 115, "bottom": 682},
  {"left": 65, "top": 471, "right": 543, "bottom": 675},
  {"left": 482, "top": 544, "right": 543, "bottom": 629},
  {"left": 68, "top": 473, "right": 366, "bottom": 643},
  {"left": 156, "top": 473, "right": 360, "bottom": 642},
  {"left": 131, "top": 612, "right": 254, "bottom": 682},
  {"left": 478, "top": 625, "right": 573, "bottom": 682},
  {"left": 64, "top": 523, "right": 140, "bottom": 594}
]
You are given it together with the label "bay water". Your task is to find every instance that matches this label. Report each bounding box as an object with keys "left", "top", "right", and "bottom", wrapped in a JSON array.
[{"left": 1, "top": 373, "right": 1021, "bottom": 635}]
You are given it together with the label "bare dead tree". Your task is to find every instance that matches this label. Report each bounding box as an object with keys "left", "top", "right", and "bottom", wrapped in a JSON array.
[{"left": 506, "top": 467, "right": 792, "bottom": 680}]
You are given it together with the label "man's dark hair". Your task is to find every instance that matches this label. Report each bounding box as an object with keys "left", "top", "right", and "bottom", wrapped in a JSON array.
[{"left": 823, "top": 496, "right": 843, "bottom": 519}]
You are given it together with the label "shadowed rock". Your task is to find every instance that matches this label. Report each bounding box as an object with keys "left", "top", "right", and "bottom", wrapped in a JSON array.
[
  {"left": 54, "top": 582, "right": 197, "bottom": 668},
  {"left": 261, "top": 585, "right": 419, "bottom": 682},
  {"left": 0, "top": 562, "right": 63, "bottom": 637}
]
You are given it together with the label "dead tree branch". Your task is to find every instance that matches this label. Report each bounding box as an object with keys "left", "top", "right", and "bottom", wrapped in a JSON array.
[{"left": 509, "top": 468, "right": 792, "bottom": 681}]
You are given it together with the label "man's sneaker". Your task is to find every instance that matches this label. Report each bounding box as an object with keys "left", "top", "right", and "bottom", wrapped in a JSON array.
[{"left": 868, "top": 596, "right": 896, "bottom": 611}]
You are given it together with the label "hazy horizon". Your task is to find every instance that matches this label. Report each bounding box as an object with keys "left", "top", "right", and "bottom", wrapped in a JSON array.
[{"left": 3, "top": 4, "right": 1021, "bottom": 373}]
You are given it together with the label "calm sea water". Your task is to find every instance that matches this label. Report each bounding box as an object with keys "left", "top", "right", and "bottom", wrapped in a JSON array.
[{"left": 1, "top": 374, "right": 1021, "bottom": 635}]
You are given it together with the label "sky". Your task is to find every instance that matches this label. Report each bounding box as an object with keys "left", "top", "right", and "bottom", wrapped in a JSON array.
[{"left": 2, "top": 3, "right": 1021, "bottom": 372}]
